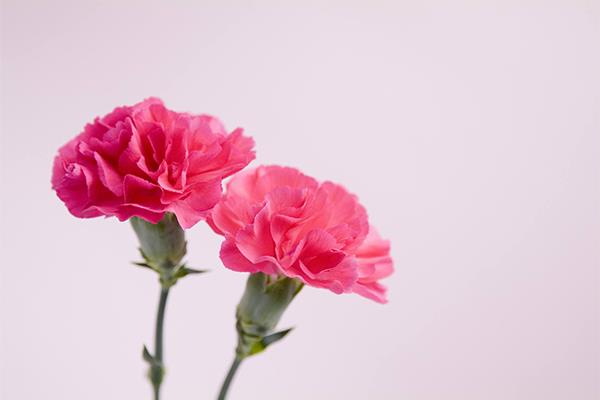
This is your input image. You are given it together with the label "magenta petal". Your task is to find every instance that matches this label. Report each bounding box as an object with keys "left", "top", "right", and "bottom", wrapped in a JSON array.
[
  {"left": 52, "top": 160, "right": 102, "bottom": 218},
  {"left": 52, "top": 98, "right": 255, "bottom": 228},
  {"left": 94, "top": 152, "right": 123, "bottom": 196},
  {"left": 169, "top": 181, "right": 223, "bottom": 228},
  {"left": 112, "top": 205, "right": 165, "bottom": 224},
  {"left": 122, "top": 174, "right": 165, "bottom": 211},
  {"left": 187, "top": 128, "right": 255, "bottom": 183}
]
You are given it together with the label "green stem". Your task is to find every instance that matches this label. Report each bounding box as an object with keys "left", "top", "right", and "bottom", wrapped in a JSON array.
[
  {"left": 155, "top": 287, "right": 169, "bottom": 361},
  {"left": 151, "top": 286, "right": 170, "bottom": 400},
  {"left": 217, "top": 356, "right": 242, "bottom": 400}
]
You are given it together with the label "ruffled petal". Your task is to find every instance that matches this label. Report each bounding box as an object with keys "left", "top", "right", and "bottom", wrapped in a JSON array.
[
  {"left": 52, "top": 98, "right": 254, "bottom": 229},
  {"left": 220, "top": 239, "right": 279, "bottom": 274},
  {"left": 122, "top": 174, "right": 165, "bottom": 211},
  {"left": 169, "top": 180, "right": 223, "bottom": 228}
]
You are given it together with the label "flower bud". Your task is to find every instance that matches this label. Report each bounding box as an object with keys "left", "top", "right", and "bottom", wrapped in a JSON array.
[
  {"left": 235, "top": 273, "right": 303, "bottom": 358},
  {"left": 130, "top": 213, "right": 186, "bottom": 270}
]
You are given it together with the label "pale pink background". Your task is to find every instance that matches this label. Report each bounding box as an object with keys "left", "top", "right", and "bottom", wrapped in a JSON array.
[{"left": 1, "top": 1, "right": 599, "bottom": 399}]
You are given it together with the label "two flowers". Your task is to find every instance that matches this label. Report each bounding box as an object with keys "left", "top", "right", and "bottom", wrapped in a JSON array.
[{"left": 52, "top": 98, "right": 393, "bottom": 399}]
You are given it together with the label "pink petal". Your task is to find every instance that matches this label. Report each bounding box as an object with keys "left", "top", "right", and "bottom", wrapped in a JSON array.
[
  {"left": 352, "top": 281, "right": 388, "bottom": 304},
  {"left": 220, "top": 239, "right": 279, "bottom": 274},
  {"left": 235, "top": 205, "right": 276, "bottom": 263}
]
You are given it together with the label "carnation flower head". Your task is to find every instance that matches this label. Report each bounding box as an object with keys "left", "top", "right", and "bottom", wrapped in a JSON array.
[
  {"left": 52, "top": 98, "right": 255, "bottom": 228},
  {"left": 208, "top": 165, "right": 393, "bottom": 303}
]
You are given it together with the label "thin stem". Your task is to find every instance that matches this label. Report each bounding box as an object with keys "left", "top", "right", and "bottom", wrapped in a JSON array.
[
  {"left": 155, "top": 287, "right": 169, "bottom": 361},
  {"left": 151, "top": 286, "right": 170, "bottom": 400},
  {"left": 217, "top": 356, "right": 242, "bottom": 400}
]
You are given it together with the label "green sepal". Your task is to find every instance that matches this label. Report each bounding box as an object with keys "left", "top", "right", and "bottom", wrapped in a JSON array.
[
  {"left": 237, "top": 273, "right": 303, "bottom": 335},
  {"left": 183, "top": 266, "right": 208, "bottom": 274},
  {"left": 248, "top": 327, "right": 294, "bottom": 356},
  {"left": 235, "top": 273, "right": 303, "bottom": 359},
  {"left": 130, "top": 214, "right": 186, "bottom": 270},
  {"left": 130, "top": 214, "right": 208, "bottom": 288},
  {"left": 172, "top": 264, "right": 208, "bottom": 280},
  {"left": 132, "top": 261, "right": 153, "bottom": 270},
  {"left": 156, "top": 264, "right": 207, "bottom": 288}
]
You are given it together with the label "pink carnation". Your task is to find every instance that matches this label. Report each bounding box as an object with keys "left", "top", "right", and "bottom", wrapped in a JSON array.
[
  {"left": 208, "top": 165, "right": 394, "bottom": 303},
  {"left": 52, "top": 98, "right": 255, "bottom": 228}
]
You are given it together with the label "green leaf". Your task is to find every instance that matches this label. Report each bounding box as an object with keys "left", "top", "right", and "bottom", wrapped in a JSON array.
[
  {"left": 263, "top": 327, "right": 293, "bottom": 346},
  {"left": 142, "top": 345, "right": 154, "bottom": 363},
  {"left": 248, "top": 328, "right": 294, "bottom": 356},
  {"left": 142, "top": 345, "right": 164, "bottom": 386}
]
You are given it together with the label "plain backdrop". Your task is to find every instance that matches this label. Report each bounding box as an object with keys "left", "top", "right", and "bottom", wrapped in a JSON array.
[{"left": 1, "top": 1, "right": 599, "bottom": 399}]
